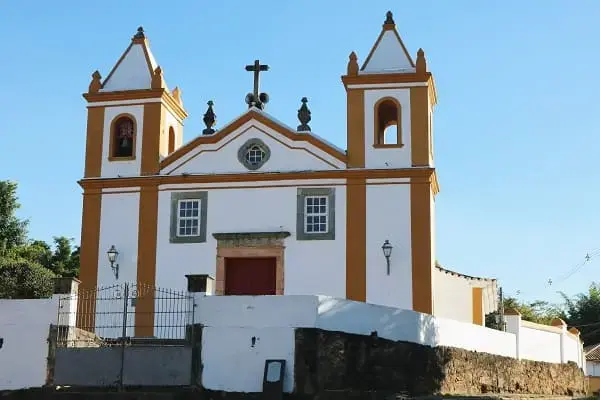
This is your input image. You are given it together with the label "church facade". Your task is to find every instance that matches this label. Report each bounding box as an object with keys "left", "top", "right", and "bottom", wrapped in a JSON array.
[{"left": 78, "top": 11, "right": 497, "bottom": 334}]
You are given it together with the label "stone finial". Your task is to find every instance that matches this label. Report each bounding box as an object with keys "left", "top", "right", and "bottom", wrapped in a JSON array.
[
  {"left": 384, "top": 11, "right": 395, "bottom": 26},
  {"left": 503, "top": 308, "right": 521, "bottom": 316},
  {"left": 133, "top": 26, "right": 145, "bottom": 40},
  {"left": 172, "top": 86, "right": 183, "bottom": 105},
  {"left": 151, "top": 66, "right": 164, "bottom": 89},
  {"left": 347, "top": 51, "right": 359, "bottom": 76},
  {"left": 416, "top": 48, "right": 427, "bottom": 75},
  {"left": 88, "top": 70, "right": 102, "bottom": 93},
  {"left": 297, "top": 97, "right": 312, "bottom": 132},
  {"left": 202, "top": 100, "right": 216, "bottom": 135}
]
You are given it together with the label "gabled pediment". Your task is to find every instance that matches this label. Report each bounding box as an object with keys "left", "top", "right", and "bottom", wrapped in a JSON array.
[
  {"left": 361, "top": 11, "right": 416, "bottom": 74},
  {"left": 160, "top": 108, "right": 347, "bottom": 175},
  {"left": 100, "top": 28, "right": 162, "bottom": 92}
]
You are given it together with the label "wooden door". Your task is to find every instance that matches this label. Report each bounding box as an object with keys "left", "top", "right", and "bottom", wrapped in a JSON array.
[{"left": 224, "top": 257, "right": 277, "bottom": 295}]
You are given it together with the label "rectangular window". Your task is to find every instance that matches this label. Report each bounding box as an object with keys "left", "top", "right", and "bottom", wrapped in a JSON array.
[
  {"left": 297, "top": 188, "right": 335, "bottom": 241},
  {"left": 304, "top": 196, "right": 328, "bottom": 234},
  {"left": 170, "top": 191, "right": 208, "bottom": 243},
  {"left": 177, "top": 199, "right": 201, "bottom": 237}
]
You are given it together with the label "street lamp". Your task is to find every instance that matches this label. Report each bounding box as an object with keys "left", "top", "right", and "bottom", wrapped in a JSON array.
[
  {"left": 381, "top": 240, "right": 393, "bottom": 275},
  {"left": 107, "top": 245, "right": 120, "bottom": 280}
]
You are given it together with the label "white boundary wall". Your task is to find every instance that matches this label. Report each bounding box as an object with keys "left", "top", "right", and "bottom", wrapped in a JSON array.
[
  {"left": 196, "top": 296, "right": 585, "bottom": 393},
  {"left": 505, "top": 313, "right": 585, "bottom": 370},
  {"left": 0, "top": 297, "right": 59, "bottom": 390}
]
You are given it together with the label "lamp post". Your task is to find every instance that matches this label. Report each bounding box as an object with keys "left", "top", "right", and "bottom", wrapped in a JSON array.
[
  {"left": 382, "top": 240, "right": 393, "bottom": 275},
  {"left": 107, "top": 245, "right": 120, "bottom": 280}
]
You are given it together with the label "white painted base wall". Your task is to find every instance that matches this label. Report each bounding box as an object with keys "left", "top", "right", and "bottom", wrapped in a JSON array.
[
  {"left": 0, "top": 297, "right": 59, "bottom": 390},
  {"left": 197, "top": 295, "right": 583, "bottom": 393}
]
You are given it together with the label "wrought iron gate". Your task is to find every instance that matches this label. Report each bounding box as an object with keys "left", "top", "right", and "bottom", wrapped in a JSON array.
[{"left": 52, "top": 282, "right": 197, "bottom": 388}]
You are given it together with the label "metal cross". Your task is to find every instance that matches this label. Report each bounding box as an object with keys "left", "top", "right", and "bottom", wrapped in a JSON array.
[{"left": 245, "top": 60, "right": 269, "bottom": 106}]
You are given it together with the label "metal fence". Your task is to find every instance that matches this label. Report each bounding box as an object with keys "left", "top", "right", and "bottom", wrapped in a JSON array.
[
  {"left": 51, "top": 283, "right": 198, "bottom": 388},
  {"left": 56, "top": 282, "right": 195, "bottom": 347}
]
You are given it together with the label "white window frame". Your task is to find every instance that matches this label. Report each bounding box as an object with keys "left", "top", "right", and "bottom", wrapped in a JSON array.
[
  {"left": 304, "top": 195, "right": 329, "bottom": 234},
  {"left": 176, "top": 199, "right": 201, "bottom": 237}
]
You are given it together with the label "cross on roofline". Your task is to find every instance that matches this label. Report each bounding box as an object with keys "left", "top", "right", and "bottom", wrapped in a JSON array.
[{"left": 244, "top": 59, "right": 270, "bottom": 110}]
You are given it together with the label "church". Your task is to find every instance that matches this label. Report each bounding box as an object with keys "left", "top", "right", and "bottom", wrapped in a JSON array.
[{"left": 77, "top": 10, "right": 498, "bottom": 334}]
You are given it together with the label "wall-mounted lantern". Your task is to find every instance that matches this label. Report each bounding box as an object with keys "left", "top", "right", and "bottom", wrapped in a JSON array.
[
  {"left": 107, "top": 245, "right": 120, "bottom": 280},
  {"left": 381, "top": 240, "right": 393, "bottom": 275}
]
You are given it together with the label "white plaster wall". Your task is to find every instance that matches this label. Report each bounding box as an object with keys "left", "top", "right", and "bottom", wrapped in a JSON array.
[
  {"left": 365, "top": 181, "right": 412, "bottom": 309},
  {"left": 202, "top": 327, "right": 295, "bottom": 393},
  {"left": 155, "top": 180, "right": 347, "bottom": 298},
  {"left": 162, "top": 120, "right": 345, "bottom": 175},
  {"left": 101, "top": 105, "right": 144, "bottom": 178},
  {"left": 362, "top": 31, "right": 416, "bottom": 73},
  {"left": 0, "top": 298, "right": 58, "bottom": 390},
  {"left": 196, "top": 295, "right": 318, "bottom": 327},
  {"left": 101, "top": 44, "right": 152, "bottom": 92},
  {"left": 564, "top": 334, "right": 581, "bottom": 364},
  {"left": 364, "top": 89, "right": 412, "bottom": 169},
  {"left": 589, "top": 361, "right": 600, "bottom": 376},
  {"left": 433, "top": 267, "right": 474, "bottom": 324},
  {"left": 519, "top": 326, "right": 561, "bottom": 363},
  {"left": 194, "top": 295, "right": 571, "bottom": 393},
  {"left": 435, "top": 316, "right": 517, "bottom": 358},
  {"left": 97, "top": 191, "right": 140, "bottom": 337}
]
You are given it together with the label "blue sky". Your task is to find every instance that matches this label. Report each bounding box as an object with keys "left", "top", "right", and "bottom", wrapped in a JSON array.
[{"left": 1, "top": 1, "right": 598, "bottom": 305}]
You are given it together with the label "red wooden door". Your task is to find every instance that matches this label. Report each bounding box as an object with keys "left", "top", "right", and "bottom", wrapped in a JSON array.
[{"left": 224, "top": 257, "right": 277, "bottom": 295}]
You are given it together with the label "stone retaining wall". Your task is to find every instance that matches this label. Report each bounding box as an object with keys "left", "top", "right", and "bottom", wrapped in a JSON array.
[{"left": 294, "top": 329, "right": 587, "bottom": 397}]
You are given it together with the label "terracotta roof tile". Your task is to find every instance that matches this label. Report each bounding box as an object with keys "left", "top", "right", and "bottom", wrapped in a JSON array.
[{"left": 585, "top": 343, "right": 600, "bottom": 361}]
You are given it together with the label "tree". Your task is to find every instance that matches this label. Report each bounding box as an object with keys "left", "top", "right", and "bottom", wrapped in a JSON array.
[
  {"left": 486, "top": 296, "right": 560, "bottom": 330},
  {"left": 560, "top": 283, "right": 600, "bottom": 345},
  {"left": 0, "top": 181, "right": 28, "bottom": 255},
  {"left": 8, "top": 240, "right": 53, "bottom": 268},
  {"left": 0, "top": 256, "right": 55, "bottom": 299},
  {"left": 49, "top": 236, "right": 79, "bottom": 277}
]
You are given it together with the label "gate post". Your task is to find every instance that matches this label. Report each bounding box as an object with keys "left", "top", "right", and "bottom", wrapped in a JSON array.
[{"left": 118, "top": 282, "right": 129, "bottom": 390}]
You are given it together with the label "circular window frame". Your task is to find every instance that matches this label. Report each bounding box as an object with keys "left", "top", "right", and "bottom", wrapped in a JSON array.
[{"left": 237, "top": 138, "right": 271, "bottom": 170}]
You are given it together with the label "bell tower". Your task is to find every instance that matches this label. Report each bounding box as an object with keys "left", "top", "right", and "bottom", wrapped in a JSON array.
[
  {"left": 82, "top": 27, "right": 188, "bottom": 179},
  {"left": 342, "top": 11, "right": 436, "bottom": 170},
  {"left": 342, "top": 11, "right": 439, "bottom": 314}
]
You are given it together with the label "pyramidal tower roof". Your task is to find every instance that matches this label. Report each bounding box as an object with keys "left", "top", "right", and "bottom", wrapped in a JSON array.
[
  {"left": 100, "top": 27, "right": 164, "bottom": 92},
  {"left": 361, "top": 11, "right": 416, "bottom": 74}
]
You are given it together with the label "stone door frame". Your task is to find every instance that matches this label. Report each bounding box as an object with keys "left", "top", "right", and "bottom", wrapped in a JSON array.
[{"left": 213, "top": 232, "right": 289, "bottom": 296}]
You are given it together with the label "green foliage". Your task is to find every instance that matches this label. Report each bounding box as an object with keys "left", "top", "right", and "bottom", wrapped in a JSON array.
[
  {"left": 0, "top": 180, "right": 80, "bottom": 298},
  {"left": 486, "top": 297, "right": 561, "bottom": 330},
  {"left": 0, "top": 256, "right": 56, "bottom": 299},
  {"left": 560, "top": 283, "right": 600, "bottom": 345},
  {"left": 0, "top": 181, "right": 28, "bottom": 255}
]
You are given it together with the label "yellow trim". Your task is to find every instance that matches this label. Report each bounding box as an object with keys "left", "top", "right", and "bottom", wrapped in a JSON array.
[
  {"left": 135, "top": 184, "right": 159, "bottom": 336},
  {"left": 76, "top": 189, "right": 102, "bottom": 331},
  {"left": 346, "top": 177, "right": 366, "bottom": 301},
  {"left": 79, "top": 167, "right": 437, "bottom": 190},
  {"left": 84, "top": 107, "right": 105, "bottom": 178},
  {"left": 411, "top": 178, "right": 433, "bottom": 314},
  {"left": 410, "top": 86, "right": 431, "bottom": 168},
  {"left": 140, "top": 103, "right": 163, "bottom": 175},
  {"left": 83, "top": 89, "right": 188, "bottom": 122},
  {"left": 472, "top": 287, "right": 483, "bottom": 325},
  {"left": 345, "top": 89, "right": 365, "bottom": 168}
]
